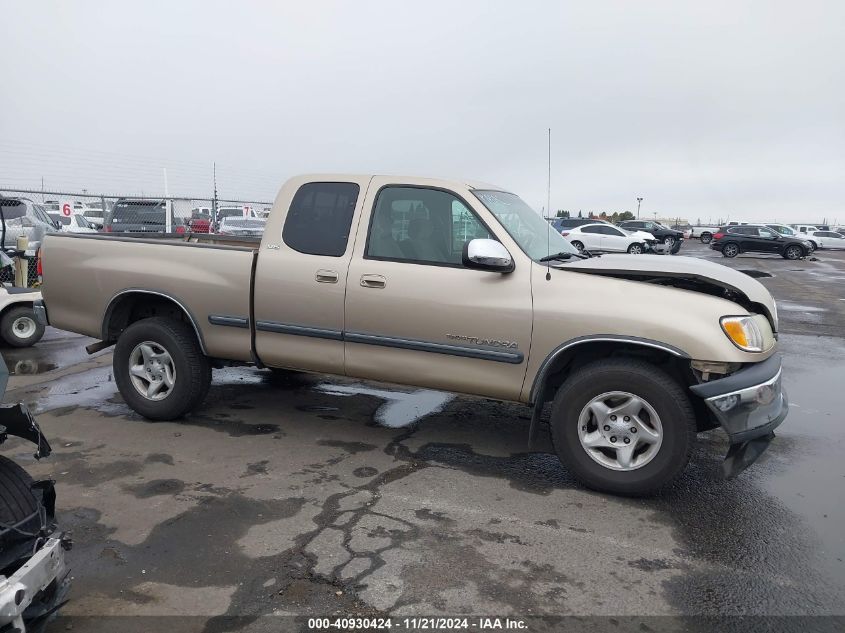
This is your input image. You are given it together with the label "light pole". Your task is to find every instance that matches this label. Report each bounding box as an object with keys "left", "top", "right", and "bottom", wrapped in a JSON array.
[{"left": 636, "top": 197, "right": 643, "bottom": 219}]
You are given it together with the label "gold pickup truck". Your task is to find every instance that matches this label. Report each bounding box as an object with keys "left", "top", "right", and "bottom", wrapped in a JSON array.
[{"left": 36, "top": 175, "right": 788, "bottom": 495}]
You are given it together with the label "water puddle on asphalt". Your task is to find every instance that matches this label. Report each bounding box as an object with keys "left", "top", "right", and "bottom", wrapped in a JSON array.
[
  {"left": 767, "top": 336, "right": 845, "bottom": 588},
  {"left": 24, "top": 366, "right": 128, "bottom": 416},
  {"left": 315, "top": 382, "right": 453, "bottom": 428}
]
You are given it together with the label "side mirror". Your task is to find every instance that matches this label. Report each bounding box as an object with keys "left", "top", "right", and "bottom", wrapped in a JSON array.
[{"left": 462, "top": 239, "right": 514, "bottom": 273}]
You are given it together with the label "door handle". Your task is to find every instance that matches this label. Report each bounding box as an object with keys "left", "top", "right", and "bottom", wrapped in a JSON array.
[
  {"left": 360, "top": 274, "right": 386, "bottom": 289},
  {"left": 315, "top": 269, "right": 339, "bottom": 284}
]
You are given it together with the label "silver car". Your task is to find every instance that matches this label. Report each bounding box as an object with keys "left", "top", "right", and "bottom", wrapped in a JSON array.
[{"left": 0, "top": 196, "right": 58, "bottom": 253}]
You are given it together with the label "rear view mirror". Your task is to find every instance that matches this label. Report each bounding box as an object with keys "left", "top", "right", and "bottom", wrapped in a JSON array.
[{"left": 463, "top": 239, "right": 514, "bottom": 273}]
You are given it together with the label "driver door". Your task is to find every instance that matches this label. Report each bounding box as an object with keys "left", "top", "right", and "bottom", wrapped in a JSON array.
[
  {"left": 598, "top": 225, "right": 629, "bottom": 252},
  {"left": 343, "top": 180, "right": 532, "bottom": 401}
]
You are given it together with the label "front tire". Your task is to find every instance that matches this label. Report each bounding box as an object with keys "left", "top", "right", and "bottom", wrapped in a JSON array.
[
  {"left": 783, "top": 244, "right": 804, "bottom": 260},
  {"left": 1, "top": 306, "right": 45, "bottom": 347},
  {"left": 627, "top": 243, "right": 644, "bottom": 254},
  {"left": 663, "top": 235, "right": 676, "bottom": 249},
  {"left": 113, "top": 317, "right": 211, "bottom": 420},
  {"left": 550, "top": 358, "right": 695, "bottom": 496}
]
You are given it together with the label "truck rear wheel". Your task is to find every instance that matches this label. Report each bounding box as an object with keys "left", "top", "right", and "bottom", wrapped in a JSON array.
[
  {"left": 699, "top": 232, "right": 712, "bottom": 244},
  {"left": 113, "top": 317, "right": 211, "bottom": 420},
  {"left": 549, "top": 358, "right": 695, "bottom": 496},
  {"left": 1, "top": 306, "right": 46, "bottom": 348}
]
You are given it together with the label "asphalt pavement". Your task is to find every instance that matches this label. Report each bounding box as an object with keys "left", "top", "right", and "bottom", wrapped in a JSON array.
[{"left": 1, "top": 239, "right": 844, "bottom": 632}]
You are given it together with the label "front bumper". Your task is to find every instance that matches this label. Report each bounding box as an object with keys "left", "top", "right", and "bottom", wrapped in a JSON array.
[
  {"left": 0, "top": 536, "right": 70, "bottom": 631},
  {"left": 690, "top": 354, "right": 788, "bottom": 477}
]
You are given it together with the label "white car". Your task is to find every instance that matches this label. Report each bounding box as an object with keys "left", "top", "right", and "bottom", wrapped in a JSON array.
[
  {"left": 789, "top": 224, "right": 825, "bottom": 250},
  {"left": 808, "top": 229, "right": 845, "bottom": 249},
  {"left": 561, "top": 223, "right": 656, "bottom": 254},
  {"left": 49, "top": 213, "right": 98, "bottom": 234}
]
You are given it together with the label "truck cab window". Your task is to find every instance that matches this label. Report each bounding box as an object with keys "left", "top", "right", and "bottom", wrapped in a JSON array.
[
  {"left": 366, "top": 187, "right": 489, "bottom": 266},
  {"left": 282, "top": 182, "right": 360, "bottom": 256}
]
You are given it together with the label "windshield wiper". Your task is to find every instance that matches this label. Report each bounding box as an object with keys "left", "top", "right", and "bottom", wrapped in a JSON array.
[{"left": 538, "top": 251, "right": 591, "bottom": 262}]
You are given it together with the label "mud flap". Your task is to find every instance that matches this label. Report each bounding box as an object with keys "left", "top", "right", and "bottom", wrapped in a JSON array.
[
  {"left": 0, "top": 403, "right": 52, "bottom": 458},
  {"left": 722, "top": 431, "right": 775, "bottom": 479}
]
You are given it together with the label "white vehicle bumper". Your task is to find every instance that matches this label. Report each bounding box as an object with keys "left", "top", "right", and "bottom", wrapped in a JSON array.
[{"left": 0, "top": 537, "right": 70, "bottom": 632}]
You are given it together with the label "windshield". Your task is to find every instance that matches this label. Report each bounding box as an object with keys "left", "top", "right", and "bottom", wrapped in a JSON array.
[
  {"left": 473, "top": 190, "right": 578, "bottom": 260},
  {"left": 771, "top": 225, "right": 795, "bottom": 235}
]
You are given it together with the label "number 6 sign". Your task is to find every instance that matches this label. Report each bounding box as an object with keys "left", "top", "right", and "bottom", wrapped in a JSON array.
[{"left": 61, "top": 201, "right": 72, "bottom": 217}]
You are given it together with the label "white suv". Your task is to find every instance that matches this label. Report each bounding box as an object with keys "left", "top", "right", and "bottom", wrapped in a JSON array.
[{"left": 766, "top": 223, "right": 818, "bottom": 252}]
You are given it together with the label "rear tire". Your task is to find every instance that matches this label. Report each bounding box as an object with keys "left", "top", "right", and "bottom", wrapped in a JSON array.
[
  {"left": 550, "top": 358, "right": 695, "bottom": 496},
  {"left": 1, "top": 306, "right": 46, "bottom": 348},
  {"left": 700, "top": 232, "right": 712, "bottom": 244},
  {"left": 722, "top": 242, "right": 739, "bottom": 258},
  {"left": 113, "top": 317, "right": 211, "bottom": 420}
]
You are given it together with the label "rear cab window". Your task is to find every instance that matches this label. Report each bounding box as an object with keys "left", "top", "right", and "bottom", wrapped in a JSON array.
[{"left": 282, "top": 182, "right": 360, "bottom": 257}]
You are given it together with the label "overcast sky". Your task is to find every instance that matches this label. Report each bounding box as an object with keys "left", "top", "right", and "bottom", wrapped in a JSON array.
[{"left": 1, "top": 0, "right": 843, "bottom": 223}]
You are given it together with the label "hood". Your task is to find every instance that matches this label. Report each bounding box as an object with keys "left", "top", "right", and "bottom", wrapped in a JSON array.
[{"left": 561, "top": 254, "right": 779, "bottom": 330}]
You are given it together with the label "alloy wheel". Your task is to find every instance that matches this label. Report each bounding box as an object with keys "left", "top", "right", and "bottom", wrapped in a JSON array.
[{"left": 577, "top": 391, "right": 663, "bottom": 471}]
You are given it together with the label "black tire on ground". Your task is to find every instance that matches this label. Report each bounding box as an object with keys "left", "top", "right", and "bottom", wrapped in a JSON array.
[
  {"left": 549, "top": 358, "right": 696, "bottom": 496},
  {"left": 722, "top": 242, "right": 739, "bottom": 258},
  {"left": 700, "top": 233, "right": 712, "bottom": 244},
  {"left": 627, "top": 243, "right": 643, "bottom": 254},
  {"left": 0, "top": 455, "right": 39, "bottom": 529},
  {"left": 807, "top": 241, "right": 817, "bottom": 252},
  {"left": 0, "top": 306, "right": 46, "bottom": 348},
  {"left": 570, "top": 240, "right": 584, "bottom": 252},
  {"left": 113, "top": 317, "right": 211, "bottom": 420},
  {"left": 783, "top": 244, "right": 804, "bottom": 260}
]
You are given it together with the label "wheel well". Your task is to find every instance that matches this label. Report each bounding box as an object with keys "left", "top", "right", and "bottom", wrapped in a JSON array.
[
  {"left": 0, "top": 301, "right": 34, "bottom": 322},
  {"left": 103, "top": 292, "right": 205, "bottom": 351},
  {"left": 533, "top": 341, "right": 713, "bottom": 432}
]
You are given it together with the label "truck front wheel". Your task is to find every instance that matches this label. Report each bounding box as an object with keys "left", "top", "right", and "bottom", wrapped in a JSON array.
[
  {"left": 113, "top": 317, "right": 211, "bottom": 420},
  {"left": 550, "top": 358, "right": 695, "bottom": 496}
]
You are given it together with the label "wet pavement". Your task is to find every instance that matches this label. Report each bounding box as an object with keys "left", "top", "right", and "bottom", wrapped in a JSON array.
[{"left": 1, "top": 245, "right": 844, "bottom": 630}]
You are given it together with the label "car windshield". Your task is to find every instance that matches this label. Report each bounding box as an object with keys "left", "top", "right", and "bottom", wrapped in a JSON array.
[
  {"left": 473, "top": 190, "right": 579, "bottom": 260},
  {"left": 771, "top": 225, "right": 795, "bottom": 235}
]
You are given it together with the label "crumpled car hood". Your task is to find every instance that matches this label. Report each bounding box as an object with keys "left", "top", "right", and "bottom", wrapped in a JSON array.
[{"left": 561, "top": 254, "right": 779, "bottom": 330}]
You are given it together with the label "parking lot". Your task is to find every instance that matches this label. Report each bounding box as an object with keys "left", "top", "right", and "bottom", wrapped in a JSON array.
[{"left": 2, "top": 239, "right": 844, "bottom": 631}]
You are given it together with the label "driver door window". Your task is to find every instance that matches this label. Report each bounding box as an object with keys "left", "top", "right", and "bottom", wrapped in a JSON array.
[{"left": 366, "top": 187, "right": 490, "bottom": 266}]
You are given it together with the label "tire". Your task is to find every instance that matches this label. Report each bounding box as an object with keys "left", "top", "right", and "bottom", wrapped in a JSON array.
[
  {"left": 663, "top": 235, "right": 676, "bottom": 249},
  {"left": 113, "top": 317, "right": 211, "bottom": 420},
  {"left": 627, "top": 243, "right": 643, "bottom": 254},
  {"left": 783, "top": 244, "right": 804, "bottom": 260},
  {"left": 570, "top": 240, "right": 584, "bottom": 252},
  {"left": 0, "top": 455, "right": 38, "bottom": 525},
  {"left": 1, "top": 306, "right": 46, "bottom": 348},
  {"left": 699, "top": 232, "right": 712, "bottom": 244},
  {"left": 807, "top": 241, "right": 817, "bottom": 252},
  {"left": 721, "top": 242, "right": 739, "bottom": 258},
  {"left": 549, "top": 358, "right": 696, "bottom": 496}
]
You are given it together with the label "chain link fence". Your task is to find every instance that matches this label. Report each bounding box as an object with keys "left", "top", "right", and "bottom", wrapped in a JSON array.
[{"left": 0, "top": 188, "right": 274, "bottom": 287}]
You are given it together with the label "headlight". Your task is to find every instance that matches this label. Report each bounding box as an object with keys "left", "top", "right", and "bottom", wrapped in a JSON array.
[{"left": 720, "top": 315, "right": 767, "bottom": 352}]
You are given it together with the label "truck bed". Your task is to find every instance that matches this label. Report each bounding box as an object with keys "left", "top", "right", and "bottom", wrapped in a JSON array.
[{"left": 41, "top": 232, "right": 257, "bottom": 361}]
